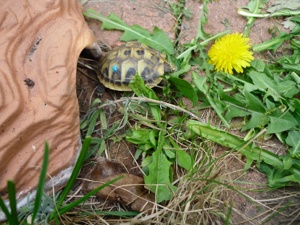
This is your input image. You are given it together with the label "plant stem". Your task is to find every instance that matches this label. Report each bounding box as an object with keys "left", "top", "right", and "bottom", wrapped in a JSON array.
[
  {"left": 252, "top": 33, "right": 293, "bottom": 52},
  {"left": 98, "top": 97, "right": 204, "bottom": 122},
  {"left": 199, "top": 30, "right": 230, "bottom": 46},
  {"left": 243, "top": 0, "right": 262, "bottom": 37},
  {"left": 177, "top": 30, "right": 230, "bottom": 60}
]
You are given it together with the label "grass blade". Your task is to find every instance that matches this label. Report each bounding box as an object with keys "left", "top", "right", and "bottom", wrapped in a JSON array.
[
  {"left": 55, "top": 136, "right": 92, "bottom": 207},
  {"left": 56, "top": 175, "right": 124, "bottom": 216},
  {"left": 84, "top": 123, "right": 119, "bottom": 160},
  {"left": 0, "top": 197, "right": 11, "bottom": 221},
  {"left": 80, "top": 210, "right": 139, "bottom": 217},
  {"left": 225, "top": 204, "right": 233, "bottom": 225},
  {"left": 86, "top": 109, "right": 101, "bottom": 136},
  {"left": 31, "top": 142, "right": 49, "bottom": 225},
  {"left": 7, "top": 181, "right": 19, "bottom": 225}
]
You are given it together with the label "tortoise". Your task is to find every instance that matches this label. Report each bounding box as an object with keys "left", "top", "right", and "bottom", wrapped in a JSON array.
[{"left": 97, "top": 42, "right": 174, "bottom": 91}]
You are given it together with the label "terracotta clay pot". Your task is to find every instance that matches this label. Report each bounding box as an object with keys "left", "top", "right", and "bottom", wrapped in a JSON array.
[{"left": 0, "top": 0, "right": 100, "bottom": 220}]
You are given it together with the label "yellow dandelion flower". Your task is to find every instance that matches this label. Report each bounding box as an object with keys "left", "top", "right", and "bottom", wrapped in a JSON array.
[{"left": 208, "top": 33, "right": 254, "bottom": 74}]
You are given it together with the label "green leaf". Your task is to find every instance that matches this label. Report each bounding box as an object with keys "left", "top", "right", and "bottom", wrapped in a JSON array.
[
  {"left": 83, "top": 10, "right": 174, "bottom": 54},
  {"left": 120, "top": 24, "right": 151, "bottom": 40},
  {"left": 196, "top": 0, "right": 209, "bottom": 40},
  {"left": 281, "top": 63, "right": 300, "bottom": 74},
  {"left": 55, "top": 137, "right": 92, "bottom": 207},
  {"left": 292, "top": 99, "right": 300, "bottom": 122},
  {"left": 242, "top": 90, "right": 269, "bottom": 130},
  {"left": 286, "top": 130, "right": 300, "bottom": 158},
  {"left": 193, "top": 72, "right": 231, "bottom": 128},
  {"left": 218, "top": 89, "right": 250, "bottom": 121},
  {"left": 250, "top": 59, "right": 265, "bottom": 72},
  {"left": 86, "top": 109, "right": 101, "bottom": 137},
  {"left": 144, "top": 132, "right": 177, "bottom": 202},
  {"left": 186, "top": 120, "right": 285, "bottom": 169},
  {"left": 168, "top": 137, "right": 192, "bottom": 171},
  {"left": 176, "top": 150, "right": 193, "bottom": 171},
  {"left": 7, "top": 181, "right": 19, "bottom": 225},
  {"left": 244, "top": 91, "right": 266, "bottom": 113},
  {"left": 225, "top": 106, "right": 250, "bottom": 121},
  {"left": 139, "top": 27, "right": 174, "bottom": 54},
  {"left": 130, "top": 74, "right": 158, "bottom": 100},
  {"left": 281, "top": 154, "right": 300, "bottom": 170},
  {"left": 171, "top": 62, "right": 191, "bottom": 78},
  {"left": 169, "top": 77, "right": 198, "bottom": 106},
  {"left": 144, "top": 151, "right": 176, "bottom": 202},
  {"left": 218, "top": 84, "right": 298, "bottom": 134},
  {"left": 149, "top": 130, "right": 157, "bottom": 147},
  {"left": 257, "top": 162, "right": 294, "bottom": 188},
  {"left": 267, "top": 0, "right": 300, "bottom": 13},
  {"left": 150, "top": 105, "right": 162, "bottom": 124},
  {"left": 126, "top": 128, "right": 157, "bottom": 146},
  {"left": 31, "top": 142, "right": 49, "bottom": 225},
  {"left": 130, "top": 73, "right": 163, "bottom": 126},
  {"left": 277, "top": 80, "right": 299, "bottom": 98},
  {"left": 266, "top": 110, "right": 298, "bottom": 134},
  {"left": 248, "top": 71, "right": 282, "bottom": 101},
  {"left": 0, "top": 197, "right": 11, "bottom": 223},
  {"left": 242, "top": 112, "right": 268, "bottom": 131},
  {"left": 57, "top": 176, "right": 123, "bottom": 216},
  {"left": 192, "top": 72, "right": 208, "bottom": 94},
  {"left": 242, "top": 0, "right": 265, "bottom": 37},
  {"left": 163, "top": 148, "right": 176, "bottom": 159}
]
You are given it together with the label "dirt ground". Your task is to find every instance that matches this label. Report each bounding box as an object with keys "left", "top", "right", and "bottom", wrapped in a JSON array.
[{"left": 76, "top": 0, "right": 300, "bottom": 224}]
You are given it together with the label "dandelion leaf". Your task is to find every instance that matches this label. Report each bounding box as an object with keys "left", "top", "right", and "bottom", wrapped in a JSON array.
[
  {"left": 219, "top": 90, "right": 251, "bottom": 121},
  {"left": 139, "top": 27, "right": 174, "bottom": 55},
  {"left": 248, "top": 71, "right": 281, "bottom": 101},
  {"left": 257, "top": 162, "right": 294, "bottom": 188},
  {"left": 266, "top": 110, "right": 298, "bottom": 134},
  {"left": 244, "top": 90, "right": 267, "bottom": 112},
  {"left": 176, "top": 150, "right": 192, "bottom": 171},
  {"left": 249, "top": 71, "right": 298, "bottom": 101},
  {"left": 267, "top": 0, "right": 300, "bottom": 13},
  {"left": 282, "top": 18, "right": 298, "bottom": 30},
  {"left": 225, "top": 107, "right": 250, "bottom": 121},
  {"left": 250, "top": 59, "right": 265, "bottom": 72},
  {"left": 144, "top": 149, "right": 177, "bottom": 203},
  {"left": 130, "top": 73, "right": 158, "bottom": 100},
  {"left": 84, "top": 10, "right": 174, "bottom": 54},
  {"left": 192, "top": 72, "right": 208, "bottom": 94},
  {"left": 277, "top": 80, "right": 298, "bottom": 98},
  {"left": 242, "top": 112, "right": 269, "bottom": 131},
  {"left": 169, "top": 77, "right": 198, "bottom": 106},
  {"left": 126, "top": 128, "right": 156, "bottom": 146},
  {"left": 286, "top": 131, "right": 300, "bottom": 158}
]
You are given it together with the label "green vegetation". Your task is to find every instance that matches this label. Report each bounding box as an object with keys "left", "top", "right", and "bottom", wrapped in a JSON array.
[
  {"left": 1, "top": 0, "right": 300, "bottom": 223},
  {"left": 85, "top": 0, "right": 300, "bottom": 192}
]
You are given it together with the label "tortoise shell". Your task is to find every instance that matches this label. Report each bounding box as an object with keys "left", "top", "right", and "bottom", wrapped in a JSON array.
[{"left": 97, "top": 42, "right": 173, "bottom": 91}]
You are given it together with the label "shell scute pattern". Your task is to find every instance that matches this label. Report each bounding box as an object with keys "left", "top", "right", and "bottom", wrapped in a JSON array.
[{"left": 98, "top": 42, "right": 173, "bottom": 91}]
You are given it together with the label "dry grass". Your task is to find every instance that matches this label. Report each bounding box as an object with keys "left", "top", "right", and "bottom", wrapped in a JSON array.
[{"left": 72, "top": 86, "right": 300, "bottom": 225}]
